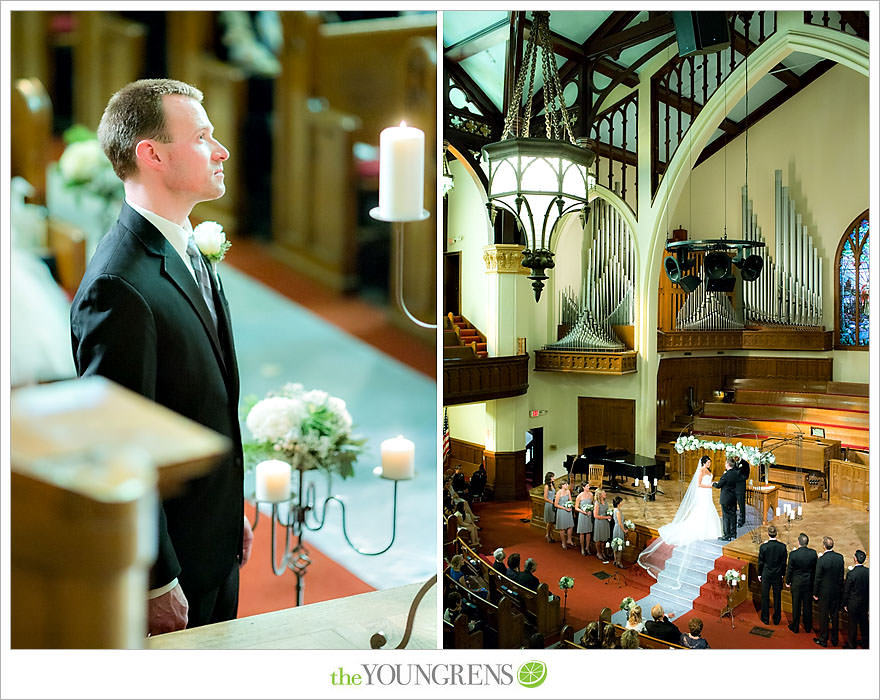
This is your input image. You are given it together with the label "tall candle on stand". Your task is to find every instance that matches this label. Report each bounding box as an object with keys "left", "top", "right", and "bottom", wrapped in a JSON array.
[
  {"left": 381, "top": 435, "right": 415, "bottom": 480},
  {"left": 255, "top": 460, "right": 291, "bottom": 502},
  {"left": 377, "top": 122, "right": 425, "bottom": 220}
]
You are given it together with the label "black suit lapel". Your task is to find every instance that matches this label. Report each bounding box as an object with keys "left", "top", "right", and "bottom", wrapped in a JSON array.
[
  {"left": 211, "top": 270, "right": 240, "bottom": 398},
  {"left": 119, "top": 203, "right": 229, "bottom": 377}
]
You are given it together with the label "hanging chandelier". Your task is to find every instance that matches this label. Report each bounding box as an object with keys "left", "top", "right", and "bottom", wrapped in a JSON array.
[{"left": 481, "top": 11, "right": 595, "bottom": 301}]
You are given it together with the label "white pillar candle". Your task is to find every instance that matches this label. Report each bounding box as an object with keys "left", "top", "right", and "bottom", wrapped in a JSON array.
[
  {"left": 789, "top": 509, "right": 795, "bottom": 520},
  {"left": 634, "top": 478, "right": 638, "bottom": 487},
  {"left": 776, "top": 506, "right": 781, "bottom": 517},
  {"left": 643, "top": 476, "right": 649, "bottom": 486},
  {"left": 381, "top": 435, "right": 415, "bottom": 480},
  {"left": 797, "top": 505, "right": 803, "bottom": 517},
  {"left": 377, "top": 122, "right": 425, "bottom": 220},
  {"left": 718, "top": 574, "right": 723, "bottom": 581},
  {"left": 255, "top": 460, "right": 291, "bottom": 502},
  {"left": 653, "top": 477, "right": 658, "bottom": 486}
]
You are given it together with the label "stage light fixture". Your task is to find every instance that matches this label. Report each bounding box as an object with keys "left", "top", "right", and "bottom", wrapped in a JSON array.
[
  {"left": 679, "top": 274, "right": 703, "bottom": 292},
  {"left": 704, "top": 251, "right": 732, "bottom": 280},
  {"left": 737, "top": 254, "right": 764, "bottom": 282},
  {"left": 663, "top": 253, "right": 695, "bottom": 284}
]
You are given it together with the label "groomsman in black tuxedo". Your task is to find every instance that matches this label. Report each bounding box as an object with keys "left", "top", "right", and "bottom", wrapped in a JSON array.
[
  {"left": 71, "top": 79, "right": 252, "bottom": 634},
  {"left": 813, "top": 536, "right": 845, "bottom": 646},
  {"left": 757, "top": 525, "right": 787, "bottom": 625},
  {"left": 712, "top": 457, "right": 739, "bottom": 540},
  {"left": 842, "top": 549, "right": 869, "bottom": 648},
  {"left": 785, "top": 532, "right": 818, "bottom": 633},
  {"left": 735, "top": 458, "right": 750, "bottom": 527}
]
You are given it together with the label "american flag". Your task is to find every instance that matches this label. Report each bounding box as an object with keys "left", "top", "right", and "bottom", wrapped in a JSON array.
[{"left": 442, "top": 408, "right": 450, "bottom": 466}]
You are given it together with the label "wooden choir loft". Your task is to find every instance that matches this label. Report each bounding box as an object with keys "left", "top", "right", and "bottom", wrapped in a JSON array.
[
  {"left": 441, "top": 9, "right": 870, "bottom": 651},
  {"left": 10, "top": 9, "right": 436, "bottom": 341}
]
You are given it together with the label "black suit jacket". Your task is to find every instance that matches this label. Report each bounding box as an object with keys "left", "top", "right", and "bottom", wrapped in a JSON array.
[
  {"left": 813, "top": 550, "right": 845, "bottom": 600},
  {"left": 71, "top": 202, "right": 244, "bottom": 595},
  {"left": 713, "top": 468, "right": 738, "bottom": 506},
  {"left": 785, "top": 546, "right": 818, "bottom": 588},
  {"left": 758, "top": 539, "right": 788, "bottom": 580},
  {"left": 645, "top": 617, "right": 681, "bottom": 645},
  {"left": 516, "top": 570, "right": 540, "bottom": 592},
  {"left": 735, "top": 461, "right": 750, "bottom": 496},
  {"left": 843, "top": 565, "right": 869, "bottom": 612}
]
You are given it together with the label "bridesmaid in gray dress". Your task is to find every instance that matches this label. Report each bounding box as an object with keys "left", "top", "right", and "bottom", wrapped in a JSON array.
[
  {"left": 554, "top": 480, "right": 575, "bottom": 549},
  {"left": 542, "top": 472, "right": 556, "bottom": 543},
  {"left": 575, "top": 484, "right": 594, "bottom": 556},
  {"left": 592, "top": 489, "right": 612, "bottom": 563}
]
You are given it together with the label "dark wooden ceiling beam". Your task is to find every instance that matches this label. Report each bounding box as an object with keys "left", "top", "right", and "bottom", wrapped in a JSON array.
[
  {"left": 585, "top": 12, "right": 674, "bottom": 60},
  {"left": 445, "top": 58, "right": 502, "bottom": 121},
  {"left": 444, "top": 18, "right": 510, "bottom": 62},
  {"left": 655, "top": 84, "right": 739, "bottom": 134},
  {"left": 593, "top": 11, "right": 641, "bottom": 41},
  {"left": 692, "top": 58, "right": 835, "bottom": 168}
]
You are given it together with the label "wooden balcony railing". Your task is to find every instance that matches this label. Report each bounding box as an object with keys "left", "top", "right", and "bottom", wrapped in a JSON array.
[{"left": 443, "top": 354, "right": 529, "bottom": 406}]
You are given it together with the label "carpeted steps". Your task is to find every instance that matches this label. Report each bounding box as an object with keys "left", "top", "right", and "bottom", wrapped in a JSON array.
[{"left": 693, "top": 553, "right": 750, "bottom": 615}]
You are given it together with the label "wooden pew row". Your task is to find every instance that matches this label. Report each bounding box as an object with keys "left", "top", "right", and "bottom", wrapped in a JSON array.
[
  {"left": 445, "top": 574, "right": 525, "bottom": 648},
  {"left": 457, "top": 538, "right": 562, "bottom": 639},
  {"left": 694, "top": 416, "right": 868, "bottom": 451},
  {"left": 734, "top": 389, "right": 869, "bottom": 413},
  {"left": 730, "top": 378, "right": 869, "bottom": 397},
  {"left": 703, "top": 402, "right": 869, "bottom": 430},
  {"left": 443, "top": 615, "right": 483, "bottom": 649},
  {"left": 558, "top": 623, "right": 688, "bottom": 649}
]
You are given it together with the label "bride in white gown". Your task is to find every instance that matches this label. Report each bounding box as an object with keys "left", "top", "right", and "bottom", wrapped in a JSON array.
[{"left": 637, "top": 456, "right": 722, "bottom": 580}]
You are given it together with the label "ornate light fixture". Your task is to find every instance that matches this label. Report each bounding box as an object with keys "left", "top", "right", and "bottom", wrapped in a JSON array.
[{"left": 481, "top": 11, "right": 595, "bottom": 301}]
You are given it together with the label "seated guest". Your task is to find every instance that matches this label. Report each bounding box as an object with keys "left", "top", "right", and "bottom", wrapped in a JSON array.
[
  {"left": 600, "top": 624, "right": 618, "bottom": 649},
  {"left": 443, "top": 591, "right": 480, "bottom": 632},
  {"left": 451, "top": 465, "right": 468, "bottom": 497},
  {"left": 680, "top": 617, "right": 710, "bottom": 648},
  {"left": 506, "top": 552, "right": 521, "bottom": 579},
  {"left": 620, "top": 629, "right": 640, "bottom": 649},
  {"left": 453, "top": 505, "right": 481, "bottom": 549},
  {"left": 579, "top": 621, "right": 600, "bottom": 648},
  {"left": 448, "top": 554, "right": 465, "bottom": 583},
  {"left": 625, "top": 604, "right": 646, "bottom": 632},
  {"left": 445, "top": 475, "right": 478, "bottom": 521},
  {"left": 645, "top": 604, "right": 681, "bottom": 644},
  {"left": 492, "top": 547, "right": 507, "bottom": 575},
  {"left": 517, "top": 557, "right": 541, "bottom": 591}
]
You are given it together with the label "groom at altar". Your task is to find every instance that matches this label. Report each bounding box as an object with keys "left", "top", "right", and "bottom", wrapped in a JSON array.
[
  {"left": 712, "top": 457, "right": 739, "bottom": 540},
  {"left": 71, "top": 79, "right": 253, "bottom": 635}
]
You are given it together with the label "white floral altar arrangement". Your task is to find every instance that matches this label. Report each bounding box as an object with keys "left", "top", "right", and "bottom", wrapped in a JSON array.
[
  {"left": 724, "top": 568, "right": 746, "bottom": 585},
  {"left": 244, "top": 382, "right": 366, "bottom": 478},
  {"left": 558, "top": 576, "right": 574, "bottom": 590},
  {"left": 610, "top": 537, "right": 626, "bottom": 551},
  {"left": 673, "top": 435, "right": 776, "bottom": 466}
]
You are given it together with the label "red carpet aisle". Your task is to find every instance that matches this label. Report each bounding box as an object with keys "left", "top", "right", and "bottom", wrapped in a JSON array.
[
  {"left": 471, "top": 499, "right": 823, "bottom": 650},
  {"left": 238, "top": 502, "right": 375, "bottom": 616}
]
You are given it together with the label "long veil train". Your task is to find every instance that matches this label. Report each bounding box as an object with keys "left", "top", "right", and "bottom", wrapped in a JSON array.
[{"left": 636, "top": 468, "right": 717, "bottom": 589}]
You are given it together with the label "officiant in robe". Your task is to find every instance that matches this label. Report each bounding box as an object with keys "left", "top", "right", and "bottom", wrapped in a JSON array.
[{"left": 71, "top": 79, "right": 253, "bottom": 635}]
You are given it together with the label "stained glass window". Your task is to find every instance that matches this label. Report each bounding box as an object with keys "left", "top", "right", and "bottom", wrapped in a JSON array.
[{"left": 835, "top": 210, "right": 869, "bottom": 349}]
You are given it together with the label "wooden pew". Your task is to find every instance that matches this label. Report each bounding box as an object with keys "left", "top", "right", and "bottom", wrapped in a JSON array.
[
  {"left": 702, "top": 401, "right": 869, "bottom": 431},
  {"left": 72, "top": 12, "right": 147, "bottom": 129},
  {"left": 11, "top": 77, "right": 53, "bottom": 204},
  {"left": 559, "top": 624, "right": 688, "bottom": 649},
  {"left": 458, "top": 539, "right": 562, "bottom": 638},
  {"left": 445, "top": 574, "right": 525, "bottom": 648},
  {"left": 443, "top": 614, "right": 483, "bottom": 649},
  {"left": 693, "top": 416, "right": 867, "bottom": 451},
  {"left": 729, "top": 378, "right": 869, "bottom": 396},
  {"left": 733, "top": 389, "right": 869, "bottom": 413}
]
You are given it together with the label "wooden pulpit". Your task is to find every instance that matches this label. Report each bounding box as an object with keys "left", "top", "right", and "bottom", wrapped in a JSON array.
[{"left": 10, "top": 377, "right": 230, "bottom": 648}]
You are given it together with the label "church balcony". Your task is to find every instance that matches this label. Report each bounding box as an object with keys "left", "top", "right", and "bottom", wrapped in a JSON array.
[{"left": 443, "top": 354, "right": 529, "bottom": 406}]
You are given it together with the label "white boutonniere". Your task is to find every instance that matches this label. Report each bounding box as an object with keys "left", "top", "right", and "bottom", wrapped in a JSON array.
[{"left": 193, "top": 221, "right": 231, "bottom": 268}]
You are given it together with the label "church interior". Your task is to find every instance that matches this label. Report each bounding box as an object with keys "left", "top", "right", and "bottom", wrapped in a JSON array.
[
  {"left": 442, "top": 9, "right": 873, "bottom": 654},
  {"left": 7, "top": 9, "right": 437, "bottom": 652}
]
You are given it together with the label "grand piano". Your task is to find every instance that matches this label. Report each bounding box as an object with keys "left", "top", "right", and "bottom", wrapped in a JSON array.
[{"left": 564, "top": 444, "right": 663, "bottom": 499}]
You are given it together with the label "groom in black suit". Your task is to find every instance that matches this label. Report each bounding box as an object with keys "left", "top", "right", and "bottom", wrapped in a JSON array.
[
  {"left": 71, "top": 79, "right": 252, "bottom": 635},
  {"left": 712, "top": 457, "right": 739, "bottom": 540}
]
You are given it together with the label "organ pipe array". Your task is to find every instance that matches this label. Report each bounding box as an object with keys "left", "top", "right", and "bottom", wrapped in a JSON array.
[
  {"left": 547, "top": 198, "right": 634, "bottom": 350},
  {"left": 675, "top": 281, "right": 744, "bottom": 330},
  {"left": 741, "top": 170, "right": 822, "bottom": 326}
]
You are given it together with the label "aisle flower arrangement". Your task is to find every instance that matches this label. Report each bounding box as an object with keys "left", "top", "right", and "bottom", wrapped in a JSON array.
[
  {"left": 244, "top": 382, "right": 366, "bottom": 478},
  {"left": 620, "top": 596, "right": 635, "bottom": 613}
]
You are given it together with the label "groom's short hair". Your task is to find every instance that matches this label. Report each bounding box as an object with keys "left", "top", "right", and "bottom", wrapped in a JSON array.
[
  {"left": 767, "top": 525, "right": 778, "bottom": 538},
  {"left": 98, "top": 78, "right": 204, "bottom": 180},
  {"left": 725, "top": 456, "right": 738, "bottom": 468}
]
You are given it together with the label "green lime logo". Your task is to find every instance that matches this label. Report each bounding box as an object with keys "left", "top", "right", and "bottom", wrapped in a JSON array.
[{"left": 517, "top": 660, "right": 547, "bottom": 688}]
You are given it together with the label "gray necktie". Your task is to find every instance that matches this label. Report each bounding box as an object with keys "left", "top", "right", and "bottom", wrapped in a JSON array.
[{"left": 186, "top": 236, "right": 218, "bottom": 329}]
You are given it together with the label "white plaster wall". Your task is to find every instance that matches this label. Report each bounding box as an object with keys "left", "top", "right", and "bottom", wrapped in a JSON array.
[{"left": 447, "top": 402, "right": 487, "bottom": 448}]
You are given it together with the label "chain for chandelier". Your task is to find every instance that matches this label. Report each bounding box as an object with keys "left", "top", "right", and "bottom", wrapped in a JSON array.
[{"left": 502, "top": 11, "right": 576, "bottom": 144}]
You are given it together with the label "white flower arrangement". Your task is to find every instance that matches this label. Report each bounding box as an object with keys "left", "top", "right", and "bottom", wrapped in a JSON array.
[
  {"left": 610, "top": 537, "right": 625, "bottom": 551},
  {"left": 558, "top": 576, "right": 574, "bottom": 590},
  {"left": 193, "top": 220, "right": 231, "bottom": 265},
  {"left": 55, "top": 124, "right": 123, "bottom": 203},
  {"left": 564, "top": 500, "right": 574, "bottom": 509},
  {"left": 620, "top": 596, "right": 635, "bottom": 612},
  {"left": 244, "top": 382, "right": 365, "bottom": 479},
  {"left": 606, "top": 507, "right": 614, "bottom": 516},
  {"left": 623, "top": 519, "right": 635, "bottom": 531},
  {"left": 673, "top": 435, "right": 776, "bottom": 466},
  {"left": 723, "top": 568, "right": 745, "bottom": 585}
]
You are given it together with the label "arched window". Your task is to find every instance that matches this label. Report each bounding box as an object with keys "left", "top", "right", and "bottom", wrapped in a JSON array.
[{"left": 835, "top": 210, "right": 869, "bottom": 349}]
